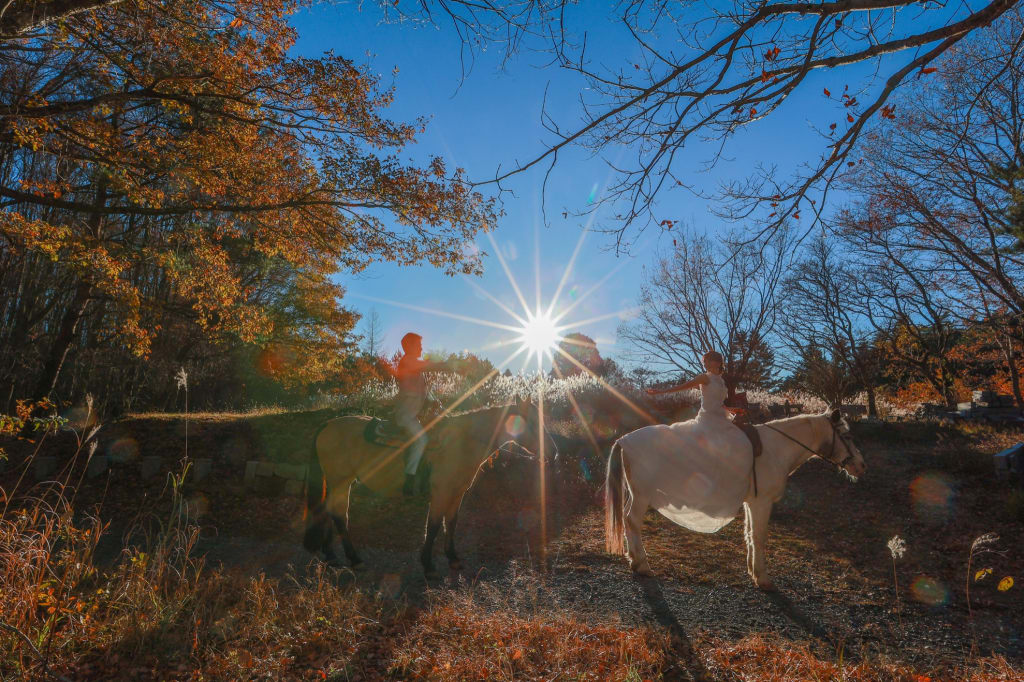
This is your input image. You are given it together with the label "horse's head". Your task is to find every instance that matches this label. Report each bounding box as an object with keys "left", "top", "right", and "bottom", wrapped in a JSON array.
[
  {"left": 827, "top": 409, "right": 867, "bottom": 480},
  {"left": 504, "top": 397, "right": 559, "bottom": 459}
]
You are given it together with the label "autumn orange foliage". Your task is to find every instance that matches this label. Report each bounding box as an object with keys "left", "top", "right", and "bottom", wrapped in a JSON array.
[
  {"left": 699, "top": 634, "right": 1019, "bottom": 682},
  {"left": 0, "top": 0, "right": 497, "bottom": 407}
]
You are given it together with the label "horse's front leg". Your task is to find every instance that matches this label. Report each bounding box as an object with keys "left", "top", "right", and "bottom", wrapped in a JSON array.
[
  {"left": 420, "top": 504, "right": 443, "bottom": 579},
  {"left": 747, "top": 499, "right": 775, "bottom": 590},
  {"left": 743, "top": 502, "right": 754, "bottom": 579},
  {"left": 329, "top": 481, "right": 362, "bottom": 568},
  {"left": 443, "top": 494, "right": 466, "bottom": 571}
]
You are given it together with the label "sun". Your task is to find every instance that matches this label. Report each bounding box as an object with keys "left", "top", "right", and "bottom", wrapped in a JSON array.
[{"left": 517, "top": 309, "right": 563, "bottom": 361}]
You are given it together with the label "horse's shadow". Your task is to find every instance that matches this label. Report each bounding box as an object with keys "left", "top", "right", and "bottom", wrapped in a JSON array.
[
  {"left": 634, "top": 575, "right": 830, "bottom": 679},
  {"left": 763, "top": 588, "right": 829, "bottom": 639},
  {"left": 635, "top": 575, "right": 713, "bottom": 681}
]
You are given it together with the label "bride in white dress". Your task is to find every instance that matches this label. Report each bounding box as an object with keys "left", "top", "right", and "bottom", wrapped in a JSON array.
[
  {"left": 647, "top": 350, "right": 733, "bottom": 428},
  {"left": 626, "top": 350, "right": 752, "bottom": 533}
]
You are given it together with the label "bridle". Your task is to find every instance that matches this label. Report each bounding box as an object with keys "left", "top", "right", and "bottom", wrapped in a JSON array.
[{"left": 762, "top": 418, "right": 857, "bottom": 471}]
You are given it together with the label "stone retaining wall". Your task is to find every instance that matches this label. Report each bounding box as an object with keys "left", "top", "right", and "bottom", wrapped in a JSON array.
[{"left": 29, "top": 452, "right": 308, "bottom": 497}]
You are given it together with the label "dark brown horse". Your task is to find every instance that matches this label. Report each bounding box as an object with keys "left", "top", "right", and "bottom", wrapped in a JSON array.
[{"left": 303, "top": 399, "right": 557, "bottom": 577}]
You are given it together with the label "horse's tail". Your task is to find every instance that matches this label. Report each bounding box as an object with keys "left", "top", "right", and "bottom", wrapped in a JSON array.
[
  {"left": 303, "top": 423, "right": 330, "bottom": 553},
  {"left": 605, "top": 440, "right": 626, "bottom": 555}
]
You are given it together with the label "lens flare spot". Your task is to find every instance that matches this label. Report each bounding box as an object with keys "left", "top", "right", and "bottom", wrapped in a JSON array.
[
  {"left": 682, "top": 472, "right": 713, "bottom": 501},
  {"left": 568, "top": 284, "right": 580, "bottom": 300},
  {"left": 911, "top": 575, "right": 950, "bottom": 606},
  {"left": 257, "top": 345, "right": 295, "bottom": 377},
  {"left": 223, "top": 436, "right": 249, "bottom": 467},
  {"left": 182, "top": 493, "right": 209, "bottom": 520},
  {"left": 516, "top": 506, "right": 539, "bottom": 530},
  {"left": 618, "top": 300, "right": 637, "bottom": 320},
  {"left": 910, "top": 473, "right": 955, "bottom": 520},
  {"left": 108, "top": 437, "right": 139, "bottom": 463},
  {"left": 781, "top": 483, "right": 805, "bottom": 510},
  {"left": 378, "top": 573, "right": 402, "bottom": 599},
  {"left": 578, "top": 457, "right": 592, "bottom": 482},
  {"left": 505, "top": 415, "right": 525, "bottom": 437},
  {"left": 587, "top": 182, "right": 598, "bottom": 204},
  {"left": 61, "top": 406, "right": 93, "bottom": 430}
]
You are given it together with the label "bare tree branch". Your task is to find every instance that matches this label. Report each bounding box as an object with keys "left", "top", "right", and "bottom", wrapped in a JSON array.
[
  {"left": 0, "top": 0, "right": 126, "bottom": 38},
  {"left": 445, "top": 0, "right": 1019, "bottom": 250}
]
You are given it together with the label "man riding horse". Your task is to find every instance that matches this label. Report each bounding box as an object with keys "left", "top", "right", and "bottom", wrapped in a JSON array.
[{"left": 393, "top": 332, "right": 458, "bottom": 496}]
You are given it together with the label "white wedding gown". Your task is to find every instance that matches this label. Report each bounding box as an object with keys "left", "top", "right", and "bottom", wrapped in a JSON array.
[{"left": 619, "top": 373, "right": 753, "bottom": 532}]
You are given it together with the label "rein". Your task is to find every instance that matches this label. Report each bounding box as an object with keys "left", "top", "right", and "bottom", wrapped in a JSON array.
[{"left": 761, "top": 420, "right": 855, "bottom": 471}]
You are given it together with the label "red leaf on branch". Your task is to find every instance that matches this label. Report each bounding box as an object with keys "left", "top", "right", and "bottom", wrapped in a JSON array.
[
  {"left": 846, "top": 114, "right": 854, "bottom": 123},
  {"left": 823, "top": 87, "right": 831, "bottom": 97}
]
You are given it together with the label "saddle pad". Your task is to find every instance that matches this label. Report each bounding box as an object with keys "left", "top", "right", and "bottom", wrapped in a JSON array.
[
  {"left": 363, "top": 417, "right": 399, "bottom": 447},
  {"left": 362, "top": 417, "right": 438, "bottom": 450}
]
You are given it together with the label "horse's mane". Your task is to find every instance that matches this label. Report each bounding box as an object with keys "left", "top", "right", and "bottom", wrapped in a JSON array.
[
  {"left": 762, "top": 411, "right": 836, "bottom": 425},
  {"left": 763, "top": 413, "right": 820, "bottom": 425}
]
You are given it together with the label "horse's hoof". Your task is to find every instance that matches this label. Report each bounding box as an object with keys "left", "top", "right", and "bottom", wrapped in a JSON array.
[
  {"left": 632, "top": 565, "right": 655, "bottom": 578},
  {"left": 756, "top": 580, "right": 777, "bottom": 592}
]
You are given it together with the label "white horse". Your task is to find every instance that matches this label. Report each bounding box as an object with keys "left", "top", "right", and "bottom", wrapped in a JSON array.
[{"left": 604, "top": 410, "right": 866, "bottom": 590}]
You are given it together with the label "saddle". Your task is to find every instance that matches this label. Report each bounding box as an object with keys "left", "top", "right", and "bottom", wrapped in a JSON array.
[
  {"left": 362, "top": 417, "right": 439, "bottom": 451},
  {"left": 736, "top": 421, "right": 762, "bottom": 459},
  {"left": 734, "top": 420, "right": 763, "bottom": 497},
  {"left": 727, "top": 392, "right": 764, "bottom": 495}
]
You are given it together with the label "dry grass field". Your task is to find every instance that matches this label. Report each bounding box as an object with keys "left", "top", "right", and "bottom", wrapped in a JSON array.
[{"left": 2, "top": 410, "right": 1023, "bottom": 680}]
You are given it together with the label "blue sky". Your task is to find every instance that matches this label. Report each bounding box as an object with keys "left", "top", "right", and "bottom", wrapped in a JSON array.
[{"left": 287, "top": 3, "right": 910, "bottom": 373}]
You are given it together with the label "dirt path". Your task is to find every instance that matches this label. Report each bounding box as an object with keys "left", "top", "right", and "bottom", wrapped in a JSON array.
[{"left": 176, "top": 439, "right": 1023, "bottom": 676}]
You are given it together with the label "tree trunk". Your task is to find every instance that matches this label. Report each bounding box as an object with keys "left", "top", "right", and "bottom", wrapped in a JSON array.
[
  {"left": 1001, "top": 334, "right": 1024, "bottom": 409},
  {"left": 30, "top": 178, "right": 106, "bottom": 403},
  {"left": 866, "top": 384, "right": 878, "bottom": 419},
  {"left": 31, "top": 279, "right": 91, "bottom": 401},
  {"left": 937, "top": 366, "right": 957, "bottom": 409}
]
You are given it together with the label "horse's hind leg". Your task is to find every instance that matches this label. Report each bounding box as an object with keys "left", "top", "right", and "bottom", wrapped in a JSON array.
[
  {"left": 624, "top": 492, "right": 653, "bottom": 577},
  {"left": 327, "top": 479, "right": 362, "bottom": 568}
]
